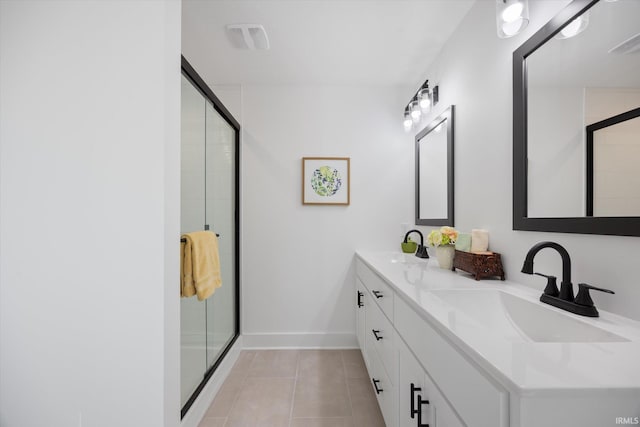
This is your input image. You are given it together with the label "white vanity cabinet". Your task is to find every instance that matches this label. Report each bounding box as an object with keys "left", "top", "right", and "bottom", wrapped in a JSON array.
[
  {"left": 356, "top": 257, "right": 509, "bottom": 427},
  {"left": 357, "top": 260, "right": 398, "bottom": 426},
  {"left": 398, "top": 339, "right": 464, "bottom": 427},
  {"left": 355, "top": 252, "right": 640, "bottom": 427},
  {"left": 355, "top": 278, "right": 368, "bottom": 351}
]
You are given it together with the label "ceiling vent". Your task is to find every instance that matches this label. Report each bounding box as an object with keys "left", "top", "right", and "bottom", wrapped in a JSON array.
[
  {"left": 608, "top": 32, "right": 640, "bottom": 55},
  {"left": 225, "top": 24, "right": 270, "bottom": 50}
]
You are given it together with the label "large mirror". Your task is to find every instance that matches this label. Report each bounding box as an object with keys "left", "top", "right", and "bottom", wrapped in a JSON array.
[
  {"left": 513, "top": 0, "right": 640, "bottom": 236},
  {"left": 416, "top": 105, "right": 454, "bottom": 226}
]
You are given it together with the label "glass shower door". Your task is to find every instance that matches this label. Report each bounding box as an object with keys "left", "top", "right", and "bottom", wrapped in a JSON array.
[
  {"left": 180, "top": 61, "right": 240, "bottom": 417},
  {"left": 180, "top": 74, "right": 207, "bottom": 408},
  {"left": 204, "top": 102, "right": 236, "bottom": 368}
]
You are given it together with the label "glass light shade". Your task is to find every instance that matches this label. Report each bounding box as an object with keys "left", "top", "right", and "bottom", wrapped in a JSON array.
[
  {"left": 410, "top": 101, "right": 421, "bottom": 123},
  {"left": 555, "top": 11, "right": 590, "bottom": 39},
  {"left": 502, "top": 2, "right": 523, "bottom": 22},
  {"left": 496, "top": 0, "right": 529, "bottom": 38},
  {"left": 403, "top": 112, "right": 413, "bottom": 132},
  {"left": 418, "top": 88, "right": 431, "bottom": 112}
]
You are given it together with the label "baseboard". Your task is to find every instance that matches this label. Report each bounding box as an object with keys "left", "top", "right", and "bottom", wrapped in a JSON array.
[
  {"left": 180, "top": 336, "right": 243, "bottom": 427},
  {"left": 242, "top": 332, "right": 358, "bottom": 349}
]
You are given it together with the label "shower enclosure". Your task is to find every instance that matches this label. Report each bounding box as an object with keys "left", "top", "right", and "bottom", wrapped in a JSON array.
[{"left": 180, "top": 57, "right": 240, "bottom": 417}]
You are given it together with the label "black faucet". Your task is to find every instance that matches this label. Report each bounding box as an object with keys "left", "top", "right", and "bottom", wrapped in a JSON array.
[
  {"left": 404, "top": 230, "right": 429, "bottom": 259},
  {"left": 521, "top": 241, "right": 614, "bottom": 317},
  {"left": 522, "top": 241, "right": 574, "bottom": 300}
]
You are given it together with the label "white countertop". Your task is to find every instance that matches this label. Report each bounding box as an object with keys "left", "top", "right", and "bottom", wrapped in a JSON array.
[{"left": 356, "top": 250, "right": 640, "bottom": 397}]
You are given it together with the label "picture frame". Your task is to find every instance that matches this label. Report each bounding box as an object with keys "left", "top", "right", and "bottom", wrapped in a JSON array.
[{"left": 302, "top": 157, "right": 350, "bottom": 205}]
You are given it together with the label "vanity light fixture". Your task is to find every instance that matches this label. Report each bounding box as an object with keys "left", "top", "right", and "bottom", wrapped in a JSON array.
[
  {"left": 418, "top": 87, "right": 431, "bottom": 113},
  {"left": 403, "top": 107, "right": 413, "bottom": 132},
  {"left": 410, "top": 100, "right": 422, "bottom": 123},
  {"left": 403, "top": 79, "right": 437, "bottom": 132},
  {"left": 496, "top": 0, "right": 529, "bottom": 38},
  {"left": 555, "top": 11, "right": 590, "bottom": 39}
]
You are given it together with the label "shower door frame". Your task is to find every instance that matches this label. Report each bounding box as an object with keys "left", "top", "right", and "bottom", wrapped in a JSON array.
[{"left": 180, "top": 55, "right": 241, "bottom": 419}]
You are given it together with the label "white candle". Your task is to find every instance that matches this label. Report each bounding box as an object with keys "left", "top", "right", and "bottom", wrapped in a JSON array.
[{"left": 471, "top": 229, "right": 489, "bottom": 252}]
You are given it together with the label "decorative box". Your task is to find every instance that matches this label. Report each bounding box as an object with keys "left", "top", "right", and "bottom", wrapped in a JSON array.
[{"left": 452, "top": 250, "right": 505, "bottom": 281}]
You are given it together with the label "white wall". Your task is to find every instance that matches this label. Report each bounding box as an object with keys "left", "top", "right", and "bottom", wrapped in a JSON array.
[
  {"left": 411, "top": 0, "right": 640, "bottom": 321},
  {"left": 0, "top": 1, "right": 181, "bottom": 426},
  {"left": 528, "top": 86, "right": 585, "bottom": 217},
  {"left": 241, "top": 85, "right": 413, "bottom": 346}
]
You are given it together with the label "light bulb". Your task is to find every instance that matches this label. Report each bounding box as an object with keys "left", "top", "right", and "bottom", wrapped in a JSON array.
[
  {"left": 502, "top": 2, "right": 524, "bottom": 23},
  {"left": 496, "top": 0, "right": 529, "bottom": 38},
  {"left": 403, "top": 112, "right": 413, "bottom": 132},
  {"left": 418, "top": 88, "right": 431, "bottom": 112},
  {"left": 410, "top": 101, "right": 421, "bottom": 123},
  {"left": 502, "top": 19, "right": 525, "bottom": 37}
]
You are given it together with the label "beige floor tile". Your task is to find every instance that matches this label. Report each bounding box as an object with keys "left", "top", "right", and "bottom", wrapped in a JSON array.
[
  {"left": 247, "top": 350, "right": 299, "bottom": 378},
  {"left": 298, "top": 350, "right": 345, "bottom": 379},
  {"left": 204, "top": 373, "right": 245, "bottom": 417},
  {"left": 231, "top": 350, "right": 257, "bottom": 376},
  {"left": 341, "top": 350, "right": 368, "bottom": 380},
  {"left": 225, "top": 377, "right": 294, "bottom": 427},
  {"left": 200, "top": 351, "right": 384, "bottom": 427},
  {"left": 292, "top": 376, "right": 352, "bottom": 418},
  {"left": 290, "top": 417, "right": 355, "bottom": 427},
  {"left": 348, "top": 378, "right": 385, "bottom": 427},
  {"left": 198, "top": 417, "right": 226, "bottom": 427}
]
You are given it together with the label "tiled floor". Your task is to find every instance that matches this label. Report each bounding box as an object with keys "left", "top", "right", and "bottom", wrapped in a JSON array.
[{"left": 198, "top": 349, "right": 386, "bottom": 427}]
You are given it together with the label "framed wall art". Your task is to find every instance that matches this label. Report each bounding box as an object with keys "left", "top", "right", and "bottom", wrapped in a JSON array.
[{"left": 302, "top": 157, "right": 350, "bottom": 205}]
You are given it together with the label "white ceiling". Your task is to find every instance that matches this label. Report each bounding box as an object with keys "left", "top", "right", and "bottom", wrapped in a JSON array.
[{"left": 181, "top": 0, "right": 475, "bottom": 87}]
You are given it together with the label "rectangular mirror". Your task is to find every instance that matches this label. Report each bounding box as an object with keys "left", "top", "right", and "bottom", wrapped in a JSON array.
[
  {"left": 513, "top": 0, "right": 640, "bottom": 236},
  {"left": 416, "top": 105, "right": 454, "bottom": 226}
]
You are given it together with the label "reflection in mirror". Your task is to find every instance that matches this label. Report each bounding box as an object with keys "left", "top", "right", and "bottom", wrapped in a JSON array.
[
  {"left": 415, "top": 105, "right": 454, "bottom": 226},
  {"left": 587, "top": 107, "right": 640, "bottom": 216},
  {"left": 526, "top": 0, "right": 640, "bottom": 218},
  {"left": 513, "top": 0, "right": 640, "bottom": 236}
]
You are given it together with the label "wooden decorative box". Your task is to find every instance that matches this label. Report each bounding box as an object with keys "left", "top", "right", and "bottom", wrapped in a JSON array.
[{"left": 452, "top": 250, "right": 505, "bottom": 281}]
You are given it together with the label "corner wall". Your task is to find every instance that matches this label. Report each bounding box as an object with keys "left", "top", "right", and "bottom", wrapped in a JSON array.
[
  {"left": 412, "top": 0, "right": 640, "bottom": 321},
  {"left": 0, "top": 1, "right": 181, "bottom": 426},
  {"left": 240, "top": 85, "right": 413, "bottom": 346}
]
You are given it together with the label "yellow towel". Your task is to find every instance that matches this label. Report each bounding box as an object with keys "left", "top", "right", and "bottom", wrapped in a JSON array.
[{"left": 180, "top": 231, "right": 222, "bottom": 301}]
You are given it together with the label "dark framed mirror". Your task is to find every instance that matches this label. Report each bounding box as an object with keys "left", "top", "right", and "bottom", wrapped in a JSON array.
[
  {"left": 513, "top": 0, "right": 640, "bottom": 236},
  {"left": 416, "top": 105, "right": 454, "bottom": 226}
]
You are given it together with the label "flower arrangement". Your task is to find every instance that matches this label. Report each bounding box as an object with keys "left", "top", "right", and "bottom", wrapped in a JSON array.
[{"left": 427, "top": 226, "right": 459, "bottom": 247}]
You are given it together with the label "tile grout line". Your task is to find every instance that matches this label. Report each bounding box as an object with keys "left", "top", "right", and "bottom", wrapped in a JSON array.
[
  {"left": 287, "top": 350, "right": 301, "bottom": 427},
  {"left": 222, "top": 351, "right": 257, "bottom": 427},
  {"left": 342, "top": 350, "right": 356, "bottom": 422}
]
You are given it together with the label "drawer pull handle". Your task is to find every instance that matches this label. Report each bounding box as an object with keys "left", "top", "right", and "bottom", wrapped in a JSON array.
[
  {"left": 357, "top": 291, "right": 364, "bottom": 308},
  {"left": 410, "top": 383, "right": 422, "bottom": 418},
  {"left": 417, "top": 393, "right": 430, "bottom": 427},
  {"left": 372, "top": 329, "right": 383, "bottom": 341},
  {"left": 372, "top": 378, "right": 383, "bottom": 394},
  {"left": 372, "top": 290, "right": 383, "bottom": 299}
]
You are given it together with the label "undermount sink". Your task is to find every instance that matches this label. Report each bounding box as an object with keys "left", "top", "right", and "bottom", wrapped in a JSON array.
[{"left": 430, "top": 289, "right": 628, "bottom": 343}]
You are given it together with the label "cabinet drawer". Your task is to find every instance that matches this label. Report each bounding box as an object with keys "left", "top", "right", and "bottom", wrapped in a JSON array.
[
  {"left": 395, "top": 297, "right": 509, "bottom": 427},
  {"left": 365, "top": 299, "right": 396, "bottom": 385},
  {"left": 356, "top": 259, "right": 394, "bottom": 321},
  {"left": 366, "top": 338, "right": 395, "bottom": 427}
]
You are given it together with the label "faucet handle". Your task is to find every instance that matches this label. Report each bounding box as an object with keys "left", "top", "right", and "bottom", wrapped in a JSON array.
[
  {"left": 575, "top": 283, "right": 615, "bottom": 307},
  {"left": 534, "top": 272, "right": 559, "bottom": 297}
]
